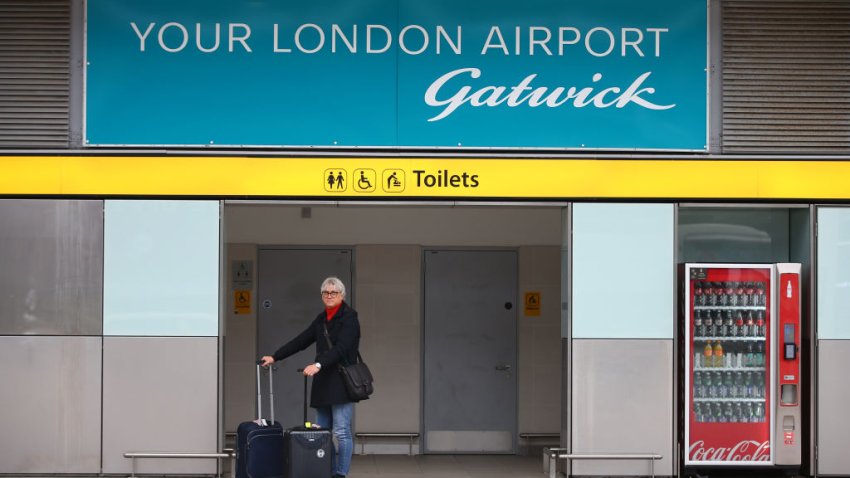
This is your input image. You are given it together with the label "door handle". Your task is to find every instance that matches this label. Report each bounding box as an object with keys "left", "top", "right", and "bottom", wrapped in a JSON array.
[{"left": 495, "top": 365, "right": 512, "bottom": 371}]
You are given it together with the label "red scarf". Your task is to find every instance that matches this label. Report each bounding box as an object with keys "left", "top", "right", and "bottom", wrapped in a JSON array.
[{"left": 325, "top": 304, "right": 342, "bottom": 322}]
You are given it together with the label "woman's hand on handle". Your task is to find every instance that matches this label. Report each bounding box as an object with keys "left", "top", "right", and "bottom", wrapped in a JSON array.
[{"left": 259, "top": 356, "right": 275, "bottom": 367}]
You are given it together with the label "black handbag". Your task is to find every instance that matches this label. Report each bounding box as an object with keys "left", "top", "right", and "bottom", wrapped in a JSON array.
[{"left": 323, "top": 324, "right": 374, "bottom": 401}]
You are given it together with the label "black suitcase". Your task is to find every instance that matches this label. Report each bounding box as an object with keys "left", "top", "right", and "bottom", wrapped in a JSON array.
[
  {"left": 236, "top": 362, "right": 285, "bottom": 478},
  {"left": 283, "top": 372, "right": 333, "bottom": 478}
]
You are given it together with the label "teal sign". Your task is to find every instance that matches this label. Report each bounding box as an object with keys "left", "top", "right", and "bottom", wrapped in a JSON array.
[{"left": 86, "top": 0, "right": 707, "bottom": 150}]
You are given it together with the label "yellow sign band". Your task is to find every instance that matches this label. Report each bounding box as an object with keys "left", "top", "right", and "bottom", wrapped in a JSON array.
[{"left": 3, "top": 156, "right": 850, "bottom": 199}]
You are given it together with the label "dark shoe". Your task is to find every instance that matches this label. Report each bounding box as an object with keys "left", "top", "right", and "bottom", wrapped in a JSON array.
[{"left": 333, "top": 475, "right": 345, "bottom": 478}]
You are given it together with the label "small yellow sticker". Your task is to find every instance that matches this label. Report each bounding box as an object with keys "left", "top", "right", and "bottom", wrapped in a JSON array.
[
  {"left": 234, "top": 290, "right": 251, "bottom": 315},
  {"left": 524, "top": 292, "right": 541, "bottom": 317}
]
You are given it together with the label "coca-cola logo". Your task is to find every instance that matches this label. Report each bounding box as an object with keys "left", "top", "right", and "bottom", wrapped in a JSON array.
[{"left": 690, "top": 440, "right": 770, "bottom": 462}]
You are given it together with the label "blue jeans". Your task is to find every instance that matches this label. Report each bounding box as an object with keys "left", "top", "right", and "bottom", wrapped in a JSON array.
[{"left": 315, "top": 402, "right": 354, "bottom": 476}]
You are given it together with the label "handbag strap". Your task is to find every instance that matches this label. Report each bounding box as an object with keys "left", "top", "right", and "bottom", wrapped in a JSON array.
[{"left": 322, "top": 322, "right": 362, "bottom": 366}]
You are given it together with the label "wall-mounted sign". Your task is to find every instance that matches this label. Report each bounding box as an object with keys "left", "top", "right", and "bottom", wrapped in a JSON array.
[
  {"left": 231, "top": 260, "right": 253, "bottom": 289},
  {"left": 85, "top": 0, "right": 707, "bottom": 150},
  {"left": 234, "top": 290, "right": 252, "bottom": 315},
  {"left": 524, "top": 292, "right": 541, "bottom": 317},
  {"left": 9, "top": 156, "right": 850, "bottom": 200}
]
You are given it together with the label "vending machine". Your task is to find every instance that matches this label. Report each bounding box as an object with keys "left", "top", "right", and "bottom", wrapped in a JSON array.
[{"left": 683, "top": 263, "right": 802, "bottom": 467}]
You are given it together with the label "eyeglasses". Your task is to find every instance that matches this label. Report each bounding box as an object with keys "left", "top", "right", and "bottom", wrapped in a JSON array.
[{"left": 321, "top": 290, "right": 340, "bottom": 297}]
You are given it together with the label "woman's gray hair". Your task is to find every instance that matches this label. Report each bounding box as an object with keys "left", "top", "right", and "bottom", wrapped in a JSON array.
[{"left": 320, "top": 276, "right": 346, "bottom": 298}]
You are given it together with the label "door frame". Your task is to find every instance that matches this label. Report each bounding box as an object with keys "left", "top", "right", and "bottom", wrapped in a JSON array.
[{"left": 420, "top": 246, "right": 520, "bottom": 454}]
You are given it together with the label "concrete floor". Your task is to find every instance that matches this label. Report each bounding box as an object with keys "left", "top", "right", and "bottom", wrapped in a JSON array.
[{"left": 347, "top": 454, "right": 543, "bottom": 478}]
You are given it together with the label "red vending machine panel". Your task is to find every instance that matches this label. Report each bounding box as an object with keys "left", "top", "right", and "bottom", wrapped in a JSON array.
[
  {"left": 685, "top": 264, "right": 774, "bottom": 466},
  {"left": 775, "top": 264, "right": 802, "bottom": 466}
]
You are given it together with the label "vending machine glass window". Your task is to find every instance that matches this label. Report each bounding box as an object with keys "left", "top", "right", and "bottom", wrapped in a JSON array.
[{"left": 685, "top": 264, "right": 774, "bottom": 465}]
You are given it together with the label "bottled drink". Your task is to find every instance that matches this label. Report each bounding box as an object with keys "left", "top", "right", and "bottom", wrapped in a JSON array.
[
  {"left": 704, "top": 341, "right": 713, "bottom": 368},
  {"left": 705, "top": 402, "right": 716, "bottom": 422},
  {"left": 722, "top": 371, "right": 733, "bottom": 398},
  {"left": 694, "top": 310, "right": 704, "bottom": 339},
  {"left": 724, "top": 342, "right": 734, "bottom": 368},
  {"left": 732, "top": 402, "right": 743, "bottom": 423},
  {"left": 694, "top": 282, "right": 704, "bottom": 306},
  {"left": 724, "top": 402, "right": 734, "bottom": 422},
  {"left": 734, "top": 342, "right": 744, "bottom": 368},
  {"left": 733, "top": 371, "right": 743, "bottom": 398},
  {"left": 717, "top": 372, "right": 728, "bottom": 398},
  {"left": 755, "top": 342, "right": 765, "bottom": 367},
  {"left": 707, "top": 282, "right": 717, "bottom": 306},
  {"left": 744, "top": 342, "right": 755, "bottom": 368},
  {"left": 714, "top": 403, "right": 731, "bottom": 423},
  {"left": 755, "top": 372, "right": 765, "bottom": 398},
  {"left": 728, "top": 282, "right": 738, "bottom": 306},
  {"left": 720, "top": 282, "right": 731, "bottom": 306},
  {"left": 713, "top": 341, "right": 724, "bottom": 368},
  {"left": 694, "top": 402, "right": 703, "bottom": 422},
  {"left": 694, "top": 371, "right": 703, "bottom": 398},
  {"left": 704, "top": 313, "right": 714, "bottom": 338},
  {"left": 736, "top": 282, "right": 745, "bottom": 306},
  {"left": 745, "top": 371, "right": 754, "bottom": 398},
  {"left": 697, "top": 372, "right": 711, "bottom": 398},
  {"left": 744, "top": 402, "right": 754, "bottom": 423},
  {"left": 754, "top": 402, "right": 765, "bottom": 422},
  {"left": 745, "top": 311, "right": 755, "bottom": 337},
  {"left": 756, "top": 282, "right": 766, "bottom": 306},
  {"left": 725, "top": 311, "right": 736, "bottom": 338},
  {"left": 713, "top": 309, "right": 723, "bottom": 336},
  {"left": 756, "top": 310, "right": 766, "bottom": 337},
  {"left": 745, "top": 282, "right": 755, "bottom": 306},
  {"left": 711, "top": 372, "right": 724, "bottom": 398},
  {"left": 735, "top": 311, "right": 745, "bottom": 338}
]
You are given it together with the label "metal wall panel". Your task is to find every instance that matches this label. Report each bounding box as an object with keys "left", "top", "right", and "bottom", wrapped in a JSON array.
[
  {"left": 722, "top": 1, "right": 850, "bottom": 152},
  {"left": 0, "top": 336, "right": 101, "bottom": 473},
  {"left": 817, "top": 340, "right": 850, "bottom": 475},
  {"left": 571, "top": 339, "right": 674, "bottom": 476},
  {"left": 0, "top": 0, "right": 70, "bottom": 147},
  {"left": 102, "top": 337, "right": 219, "bottom": 474},
  {"left": 0, "top": 199, "right": 103, "bottom": 335}
]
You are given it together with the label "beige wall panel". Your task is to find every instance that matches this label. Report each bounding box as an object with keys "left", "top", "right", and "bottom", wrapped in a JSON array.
[
  {"left": 572, "top": 339, "right": 674, "bottom": 476},
  {"left": 355, "top": 245, "right": 421, "bottom": 445},
  {"left": 224, "top": 244, "right": 258, "bottom": 432},
  {"left": 102, "top": 337, "right": 219, "bottom": 474},
  {"left": 817, "top": 340, "right": 850, "bottom": 475},
  {"left": 518, "top": 246, "right": 562, "bottom": 437}
]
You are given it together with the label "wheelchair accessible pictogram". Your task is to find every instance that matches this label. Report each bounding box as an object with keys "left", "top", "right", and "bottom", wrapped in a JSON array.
[
  {"left": 382, "top": 169, "right": 405, "bottom": 193},
  {"left": 324, "top": 169, "right": 347, "bottom": 192},
  {"left": 353, "top": 169, "right": 376, "bottom": 193}
]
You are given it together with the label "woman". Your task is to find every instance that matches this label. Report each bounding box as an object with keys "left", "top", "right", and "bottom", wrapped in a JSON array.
[{"left": 260, "top": 276, "right": 361, "bottom": 478}]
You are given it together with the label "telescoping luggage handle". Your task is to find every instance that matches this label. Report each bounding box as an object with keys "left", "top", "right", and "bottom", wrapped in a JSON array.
[
  {"left": 255, "top": 360, "right": 275, "bottom": 424},
  {"left": 297, "top": 368, "right": 309, "bottom": 426}
]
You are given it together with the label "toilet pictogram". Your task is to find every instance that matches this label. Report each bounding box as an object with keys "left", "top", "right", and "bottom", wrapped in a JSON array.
[{"left": 324, "top": 169, "right": 348, "bottom": 192}]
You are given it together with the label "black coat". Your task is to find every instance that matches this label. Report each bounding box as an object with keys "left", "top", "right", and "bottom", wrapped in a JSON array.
[{"left": 271, "top": 301, "right": 361, "bottom": 407}]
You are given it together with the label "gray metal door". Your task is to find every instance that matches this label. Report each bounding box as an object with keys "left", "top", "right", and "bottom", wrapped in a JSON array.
[
  {"left": 423, "top": 249, "right": 518, "bottom": 453},
  {"left": 257, "top": 248, "right": 352, "bottom": 427}
]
